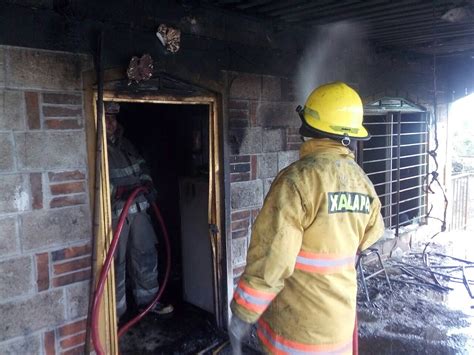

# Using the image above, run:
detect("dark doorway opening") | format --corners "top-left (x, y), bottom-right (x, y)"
top-left (110, 102), bottom-right (225, 353)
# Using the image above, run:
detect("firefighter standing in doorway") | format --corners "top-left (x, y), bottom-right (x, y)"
top-left (105, 102), bottom-right (173, 318)
top-left (229, 82), bottom-right (384, 354)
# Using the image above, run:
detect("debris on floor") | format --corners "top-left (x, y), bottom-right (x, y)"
top-left (358, 238), bottom-right (474, 355)
top-left (119, 303), bottom-right (226, 354)
top-left (120, 234), bottom-right (474, 354)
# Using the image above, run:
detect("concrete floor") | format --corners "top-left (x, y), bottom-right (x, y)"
top-left (119, 303), bottom-right (227, 354)
top-left (119, 231), bottom-right (474, 354)
top-left (358, 230), bottom-right (474, 355)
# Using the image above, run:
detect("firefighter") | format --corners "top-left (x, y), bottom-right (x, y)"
top-left (105, 102), bottom-right (173, 318)
top-left (229, 82), bottom-right (384, 354)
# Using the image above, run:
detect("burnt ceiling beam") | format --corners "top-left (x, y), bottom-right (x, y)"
top-left (373, 27), bottom-right (474, 42)
top-left (373, 36), bottom-right (474, 50)
top-left (361, 9), bottom-right (443, 27)
top-left (281, 0), bottom-right (430, 22)
top-left (374, 30), bottom-right (474, 45)
top-left (214, 0), bottom-right (228, 3)
top-left (367, 3), bottom-right (450, 29)
top-left (368, 25), bottom-right (472, 39)
top-left (216, 0), bottom-right (243, 5)
top-left (206, 0), bottom-right (474, 56)
top-left (236, 0), bottom-right (274, 10)
top-left (278, 0), bottom-right (387, 21)
top-left (365, 16), bottom-right (436, 37)
top-left (370, 17), bottom-right (455, 33)
top-left (263, 0), bottom-right (356, 17)
top-left (298, 9), bottom-right (438, 30)
top-left (252, 0), bottom-right (335, 15)
top-left (388, 38), bottom-right (474, 56)
top-left (288, 2), bottom-right (434, 25)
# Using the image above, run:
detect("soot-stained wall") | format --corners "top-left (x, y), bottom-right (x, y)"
top-left (0, 1), bottom-right (462, 351)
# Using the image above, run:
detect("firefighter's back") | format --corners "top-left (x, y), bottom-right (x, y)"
top-left (258, 139), bottom-right (383, 354)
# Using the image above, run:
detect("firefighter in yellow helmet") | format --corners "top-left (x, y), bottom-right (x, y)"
top-left (229, 82), bottom-right (384, 354)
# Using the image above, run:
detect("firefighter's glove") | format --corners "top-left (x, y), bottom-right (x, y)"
top-left (229, 315), bottom-right (252, 355)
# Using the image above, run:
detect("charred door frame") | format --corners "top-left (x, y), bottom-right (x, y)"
top-left (84, 70), bottom-right (227, 354)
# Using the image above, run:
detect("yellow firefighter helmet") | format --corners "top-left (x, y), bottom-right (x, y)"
top-left (297, 82), bottom-right (370, 141)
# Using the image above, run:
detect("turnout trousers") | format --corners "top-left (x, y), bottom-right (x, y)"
top-left (113, 211), bottom-right (159, 317)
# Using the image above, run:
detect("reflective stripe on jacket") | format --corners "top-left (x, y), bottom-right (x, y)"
top-left (111, 200), bottom-right (150, 219)
top-left (231, 138), bottom-right (384, 354)
top-left (108, 134), bottom-right (152, 215)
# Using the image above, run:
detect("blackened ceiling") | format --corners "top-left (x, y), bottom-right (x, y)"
top-left (206, 0), bottom-right (474, 58)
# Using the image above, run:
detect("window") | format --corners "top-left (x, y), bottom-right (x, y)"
top-left (358, 98), bottom-right (429, 235)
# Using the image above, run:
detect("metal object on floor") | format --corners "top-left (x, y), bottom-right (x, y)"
top-left (462, 266), bottom-right (474, 299)
top-left (196, 340), bottom-right (227, 355)
top-left (356, 247), bottom-right (392, 302)
top-left (400, 266), bottom-right (452, 292)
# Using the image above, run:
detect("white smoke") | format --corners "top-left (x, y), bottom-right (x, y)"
top-left (295, 21), bottom-right (368, 104)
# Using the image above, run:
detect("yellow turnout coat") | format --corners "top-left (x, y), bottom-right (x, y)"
top-left (231, 138), bottom-right (384, 354)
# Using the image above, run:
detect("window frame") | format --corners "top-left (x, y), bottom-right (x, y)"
top-left (359, 98), bottom-right (429, 236)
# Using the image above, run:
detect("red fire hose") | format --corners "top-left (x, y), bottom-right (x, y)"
top-left (353, 314), bottom-right (359, 355)
top-left (91, 187), bottom-right (171, 355)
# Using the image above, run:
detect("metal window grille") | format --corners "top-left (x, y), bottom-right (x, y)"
top-left (358, 104), bottom-right (429, 236)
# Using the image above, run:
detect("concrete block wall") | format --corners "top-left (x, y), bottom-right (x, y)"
top-left (227, 72), bottom-right (300, 282)
top-left (0, 45), bottom-right (92, 354)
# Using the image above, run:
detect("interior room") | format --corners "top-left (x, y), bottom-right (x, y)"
top-left (111, 102), bottom-right (223, 353)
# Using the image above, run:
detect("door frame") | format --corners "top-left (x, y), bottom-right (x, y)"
top-left (84, 70), bottom-right (226, 353)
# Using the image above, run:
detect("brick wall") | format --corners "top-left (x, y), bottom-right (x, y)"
top-left (0, 46), bottom-right (91, 354)
top-left (227, 73), bottom-right (300, 282)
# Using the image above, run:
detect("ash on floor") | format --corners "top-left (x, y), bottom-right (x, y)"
top-left (357, 239), bottom-right (474, 355)
top-left (119, 303), bottom-right (226, 354)
top-left (120, 234), bottom-right (474, 355)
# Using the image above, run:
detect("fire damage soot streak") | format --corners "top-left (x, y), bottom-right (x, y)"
top-left (328, 192), bottom-right (372, 214)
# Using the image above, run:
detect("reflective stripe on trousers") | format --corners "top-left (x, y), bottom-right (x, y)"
top-left (258, 318), bottom-right (352, 355)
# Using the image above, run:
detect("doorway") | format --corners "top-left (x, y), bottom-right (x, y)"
top-left (93, 92), bottom-right (225, 353)
top-left (116, 101), bottom-right (214, 309)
